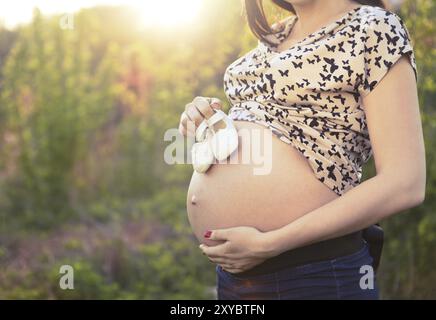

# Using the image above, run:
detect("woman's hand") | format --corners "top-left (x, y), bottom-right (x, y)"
top-left (199, 226), bottom-right (278, 274)
top-left (178, 96), bottom-right (223, 137)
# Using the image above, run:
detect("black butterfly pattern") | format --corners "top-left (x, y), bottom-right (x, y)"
top-left (292, 61), bottom-right (303, 69)
top-left (222, 6), bottom-right (417, 196)
top-left (278, 69), bottom-right (289, 77)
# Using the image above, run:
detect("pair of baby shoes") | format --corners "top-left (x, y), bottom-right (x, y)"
top-left (191, 107), bottom-right (239, 173)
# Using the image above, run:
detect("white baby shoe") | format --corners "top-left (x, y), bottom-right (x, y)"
top-left (191, 107), bottom-right (239, 173)
top-left (207, 110), bottom-right (239, 161)
top-left (191, 121), bottom-right (214, 173)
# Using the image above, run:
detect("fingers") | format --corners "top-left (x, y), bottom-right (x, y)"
top-left (209, 97), bottom-right (223, 111)
top-left (185, 102), bottom-right (204, 127)
top-left (207, 229), bottom-right (229, 241)
top-left (212, 260), bottom-right (245, 274)
top-left (178, 121), bottom-right (187, 136)
top-left (192, 96), bottom-right (215, 120)
top-left (219, 264), bottom-right (244, 274)
top-left (199, 242), bottom-right (229, 257)
top-left (207, 256), bottom-right (228, 265)
top-left (179, 111), bottom-right (195, 137)
top-left (222, 267), bottom-right (244, 274)
top-left (179, 96), bottom-right (223, 137)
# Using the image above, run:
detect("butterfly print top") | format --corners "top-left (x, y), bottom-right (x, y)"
top-left (223, 5), bottom-right (418, 196)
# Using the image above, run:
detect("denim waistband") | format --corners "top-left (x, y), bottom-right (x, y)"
top-left (231, 230), bottom-right (364, 278)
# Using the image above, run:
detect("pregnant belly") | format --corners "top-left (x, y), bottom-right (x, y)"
top-left (187, 120), bottom-right (339, 246)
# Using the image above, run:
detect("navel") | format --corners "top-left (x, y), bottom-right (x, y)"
top-left (191, 194), bottom-right (197, 205)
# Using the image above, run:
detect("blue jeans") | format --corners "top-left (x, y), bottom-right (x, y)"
top-left (216, 241), bottom-right (379, 300)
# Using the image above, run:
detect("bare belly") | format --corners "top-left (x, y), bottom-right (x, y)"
top-left (187, 120), bottom-right (339, 246)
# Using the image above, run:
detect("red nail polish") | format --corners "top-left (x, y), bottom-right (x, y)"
top-left (204, 230), bottom-right (212, 238)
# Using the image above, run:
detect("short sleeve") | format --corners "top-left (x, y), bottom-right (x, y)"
top-left (358, 11), bottom-right (418, 97)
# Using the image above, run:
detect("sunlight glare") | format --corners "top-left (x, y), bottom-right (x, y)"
top-left (131, 0), bottom-right (203, 28)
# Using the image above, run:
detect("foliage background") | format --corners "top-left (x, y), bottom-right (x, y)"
top-left (0, 0), bottom-right (434, 299)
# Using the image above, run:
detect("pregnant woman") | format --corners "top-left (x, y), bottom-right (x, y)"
top-left (179, 0), bottom-right (425, 300)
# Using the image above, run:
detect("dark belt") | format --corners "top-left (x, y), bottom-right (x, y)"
top-left (232, 230), bottom-right (364, 277)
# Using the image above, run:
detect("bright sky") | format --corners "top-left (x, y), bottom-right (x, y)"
top-left (0, 0), bottom-right (203, 28)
